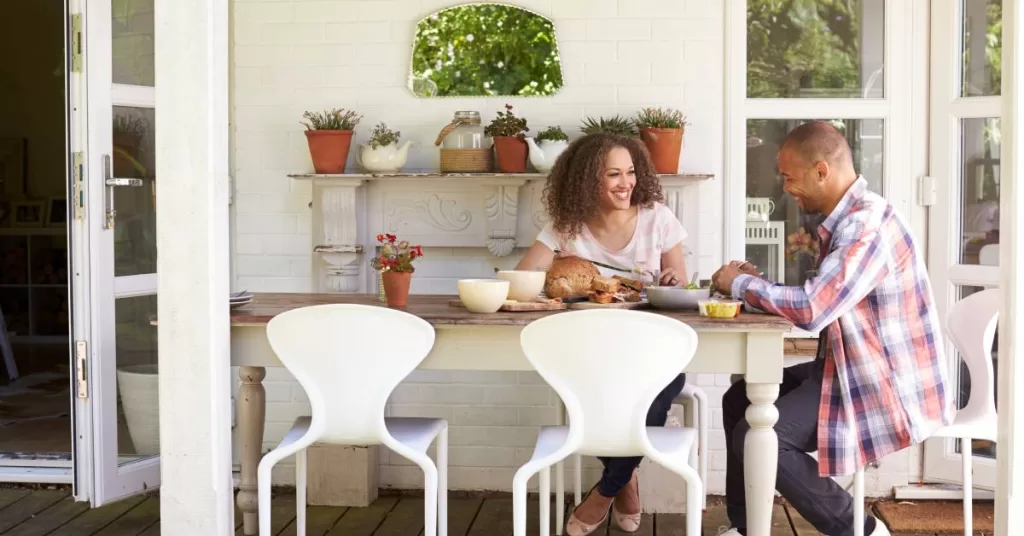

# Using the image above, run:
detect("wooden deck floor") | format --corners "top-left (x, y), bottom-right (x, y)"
top-left (0, 487), bottom-right (950, 535)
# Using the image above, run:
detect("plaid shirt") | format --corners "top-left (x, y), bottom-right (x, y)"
top-left (732, 177), bottom-right (953, 476)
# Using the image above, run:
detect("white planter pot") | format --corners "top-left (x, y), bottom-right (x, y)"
top-left (117, 364), bottom-right (160, 455)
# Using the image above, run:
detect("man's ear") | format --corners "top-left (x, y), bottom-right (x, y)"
top-left (814, 159), bottom-right (831, 183)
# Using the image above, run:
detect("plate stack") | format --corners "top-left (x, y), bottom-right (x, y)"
top-left (230, 290), bottom-right (253, 310)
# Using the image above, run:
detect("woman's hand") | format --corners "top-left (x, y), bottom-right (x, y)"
top-left (658, 267), bottom-right (683, 286)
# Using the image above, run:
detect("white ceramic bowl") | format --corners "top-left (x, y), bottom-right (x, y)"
top-left (495, 270), bottom-right (546, 302)
top-left (646, 286), bottom-right (711, 309)
top-left (457, 279), bottom-right (510, 313)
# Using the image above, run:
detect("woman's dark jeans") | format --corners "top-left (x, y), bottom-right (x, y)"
top-left (594, 373), bottom-right (687, 497)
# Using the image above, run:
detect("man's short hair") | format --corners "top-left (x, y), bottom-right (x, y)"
top-left (781, 120), bottom-right (853, 167)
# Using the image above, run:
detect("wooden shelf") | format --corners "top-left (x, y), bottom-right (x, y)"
top-left (288, 172), bottom-right (715, 182)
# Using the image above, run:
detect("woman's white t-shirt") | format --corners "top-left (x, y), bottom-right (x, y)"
top-left (535, 203), bottom-right (687, 279)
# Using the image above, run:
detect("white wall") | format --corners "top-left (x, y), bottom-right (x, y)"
top-left (229, 0), bottom-right (910, 496)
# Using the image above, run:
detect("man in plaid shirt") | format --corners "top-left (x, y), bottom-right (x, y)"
top-left (712, 121), bottom-right (952, 536)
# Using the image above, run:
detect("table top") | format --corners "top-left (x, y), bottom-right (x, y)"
top-left (227, 293), bottom-right (793, 330)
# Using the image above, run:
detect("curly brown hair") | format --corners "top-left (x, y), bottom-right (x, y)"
top-left (543, 132), bottom-right (665, 238)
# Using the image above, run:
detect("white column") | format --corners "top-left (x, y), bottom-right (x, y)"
top-left (154, 0), bottom-right (233, 534)
top-left (996, 0), bottom-right (1024, 532)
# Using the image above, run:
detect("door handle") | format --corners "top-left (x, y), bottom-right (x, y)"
top-left (103, 154), bottom-right (144, 229)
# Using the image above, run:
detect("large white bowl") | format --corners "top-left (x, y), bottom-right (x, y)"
top-left (457, 279), bottom-right (510, 313)
top-left (646, 286), bottom-right (711, 309)
top-left (495, 270), bottom-right (546, 302)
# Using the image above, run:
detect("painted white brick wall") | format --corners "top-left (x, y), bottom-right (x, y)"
top-left (229, 0), bottom-right (911, 496)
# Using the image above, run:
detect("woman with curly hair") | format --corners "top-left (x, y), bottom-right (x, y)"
top-left (515, 132), bottom-right (689, 535)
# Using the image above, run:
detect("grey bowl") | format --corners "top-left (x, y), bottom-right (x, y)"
top-left (646, 286), bottom-right (711, 310)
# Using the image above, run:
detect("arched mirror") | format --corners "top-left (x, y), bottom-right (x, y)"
top-left (408, 4), bottom-right (564, 97)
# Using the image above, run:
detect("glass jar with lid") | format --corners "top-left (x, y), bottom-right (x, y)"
top-left (434, 111), bottom-right (494, 172)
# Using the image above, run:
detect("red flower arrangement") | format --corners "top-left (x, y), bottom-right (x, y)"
top-left (370, 233), bottom-right (423, 273)
top-left (785, 227), bottom-right (821, 268)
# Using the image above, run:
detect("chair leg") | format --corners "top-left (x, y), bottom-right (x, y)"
top-left (962, 440), bottom-right (973, 536)
top-left (422, 464), bottom-right (439, 536)
top-left (659, 459), bottom-right (702, 536)
top-left (555, 459), bottom-right (564, 535)
top-left (694, 389), bottom-right (709, 510)
top-left (853, 469), bottom-right (865, 536)
top-left (296, 449), bottom-right (307, 536)
top-left (573, 454), bottom-right (582, 505)
top-left (438, 426), bottom-right (449, 536)
top-left (513, 467), bottom-right (533, 536)
top-left (257, 456), bottom-right (278, 536)
top-left (540, 466), bottom-right (551, 536)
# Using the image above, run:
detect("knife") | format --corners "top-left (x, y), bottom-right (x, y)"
top-left (552, 250), bottom-right (642, 276)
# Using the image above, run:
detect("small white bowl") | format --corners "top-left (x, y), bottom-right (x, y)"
top-left (495, 270), bottom-right (546, 302)
top-left (457, 279), bottom-right (510, 313)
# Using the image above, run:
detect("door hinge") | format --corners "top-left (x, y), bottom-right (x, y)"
top-left (917, 175), bottom-right (937, 207)
top-left (70, 14), bottom-right (83, 73)
top-left (75, 340), bottom-right (88, 398)
top-left (72, 152), bottom-right (85, 220)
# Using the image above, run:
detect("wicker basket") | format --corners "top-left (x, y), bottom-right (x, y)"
top-left (440, 148), bottom-right (493, 173)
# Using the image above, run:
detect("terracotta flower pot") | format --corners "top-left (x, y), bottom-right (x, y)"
top-left (492, 136), bottom-right (528, 173)
top-left (381, 270), bottom-right (413, 308)
top-left (305, 130), bottom-right (354, 174)
top-left (640, 127), bottom-right (684, 174)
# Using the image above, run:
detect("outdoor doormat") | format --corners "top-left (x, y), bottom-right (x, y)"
top-left (874, 500), bottom-right (994, 534)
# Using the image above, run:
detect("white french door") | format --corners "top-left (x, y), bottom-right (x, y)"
top-left (76, 0), bottom-right (160, 505)
top-left (923, 0), bottom-right (1002, 489)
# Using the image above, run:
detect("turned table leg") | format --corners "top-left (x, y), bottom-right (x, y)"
top-left (237, 366), bottom-right (266, 536)
top-left (743, 381), bottom-right (780, 536)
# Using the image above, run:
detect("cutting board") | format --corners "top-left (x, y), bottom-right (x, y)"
top-left (568, 300), bottom-right (650, 310)
top-left (448, 299), bottom-right (568, 312)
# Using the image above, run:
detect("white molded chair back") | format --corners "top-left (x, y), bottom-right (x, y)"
top-left (945, 288), bottom-right (999, 424)
top-left (265, 304), bottom-right (435, 445)
top-left (519, 309), bottom-right (698, 456)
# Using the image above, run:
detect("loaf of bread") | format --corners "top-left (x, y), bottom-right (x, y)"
top-left (544, 256), bottom-right (600, 299)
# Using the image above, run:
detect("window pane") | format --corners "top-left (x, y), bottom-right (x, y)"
top-left (112, 106), bottom-right (157, 276)
top-left (112, 0), bottom-right (154, 87)
top-left (959, 118), bottom-right (1000, 265)
top-left (115, 294), bottom-right (159, 462)
top-left (953, 285), bottom-right (997, 459)
top-left (961, 0), bottom-right (1003, 97)
top-left (747, 0), bottom-right (884, 98)
top-left (744, 119), bottom-right (884, 285)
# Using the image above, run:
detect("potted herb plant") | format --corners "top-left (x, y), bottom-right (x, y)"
top-left (301, 108), bottom-right (362, 174)
top-left (357, 122), bottom-right (415, 173)
top-left (525, 126), bottom-right (570, 172)
top-left (635, 107), bottom-right (688, 174)
top-left (370, 233), bottom-right (423, 308)
top-left (580, 115), bottom-right (639, 138)
top-left (484, 104), bottom-right (530, 173)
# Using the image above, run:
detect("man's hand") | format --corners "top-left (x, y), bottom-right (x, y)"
top-left (734, 260), bottom-right (762, 277)
top-left (712, 262), bottom-right (749, 296)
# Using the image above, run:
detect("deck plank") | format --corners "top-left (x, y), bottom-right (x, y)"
top-left (0, 489), bottom-right (31, 512)
top-left (234, 493), bottom-right (297, 536)
top-left (374, 498), bottom-right (424, 536)
top-left (325, 497), bottom-right (397, 536)
top-left (467, 496), bottom-right (565, 536)
top-left (277, 505), bottom-right (348, 536)
top-left (93, 495), bottom-right (160, 536)
top-left (1, 496), bottom-right (90, 536)
top-left (446, 497), bottom-right (483, 536)
top-left (0, 490), bottom-right (69, 533)
top-left (49, 494), bottom-right (147, 536)
top-left (700, 500), bottom-right (731, 535)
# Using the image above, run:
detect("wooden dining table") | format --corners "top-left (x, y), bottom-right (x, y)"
top-left (227, 293), bottom-right (793, 536)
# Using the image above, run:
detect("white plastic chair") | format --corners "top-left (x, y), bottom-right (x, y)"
top-left (557, 381), bottom-right (707, 532)
top-left (515, 309), bottom-right (703, 536)
top-left (260, 304), bottom-right (448, 536)
top-left (853, 288), bottom-right (999, 536)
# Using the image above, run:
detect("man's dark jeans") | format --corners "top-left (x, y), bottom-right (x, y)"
top-left (595, 373), bottom-right (687, 497)
top-left (723, 361), bottom-right (875, 536)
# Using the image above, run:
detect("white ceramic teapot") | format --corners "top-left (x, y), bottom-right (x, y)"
top-left (357, 140), bottom-right (415, 173)
top-left (525, 137), bottom-right (568, 173)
